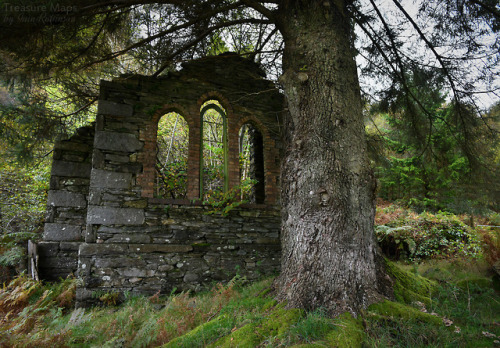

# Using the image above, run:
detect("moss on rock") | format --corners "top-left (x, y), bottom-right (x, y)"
top-left (385, 260), bottom-right (436, 306)
top-left (368, 300), bottom-right (442, 325)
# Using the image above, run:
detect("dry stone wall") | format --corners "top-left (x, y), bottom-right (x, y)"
top-left (39, 126), bottom-right (94, 280)
top-left (39, 55), bottom-right (284, 305)
top-left (77, 204), bottom-right (280, 305)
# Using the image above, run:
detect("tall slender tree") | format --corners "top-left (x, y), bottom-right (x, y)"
top-left (0, 0), bottom-right (498, 315)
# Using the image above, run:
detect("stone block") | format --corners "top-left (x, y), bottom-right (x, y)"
top-left (88, 192), bottom-right (102, 205)
top-left (114, 163), bottom-right (143, 174)
top-left (158, 264), bottom-right (174, 272)
top-left (255, 238), bottom-right (280, 245)
top-left (183, 273), bottom-right (199, 283)
top-left (130, 244), bottom-right (193, 253)
top-left (59, 242), bottom-right (81, 251)
top-left (105, 234), bottom-right (151, 243)
top-left (106, 154), bottom-right (130, 163)
top-left (92, 149), bottom-right (105, 169)
top-left (97, 100), bottom-right (134, 117)
top-left (79, 243), bottom-right (129, 256)
top-left (43, 223), bottom-right (82, 241)
top-left (120, 268), bottom-right (155, 277)
top-left (94, 131), bottom-right (143, 152)
top-left (90, 169), bottom-right (132, 189)
top-left (242, 225), bottom-right (269, 233)
top-left (54, 141), bottom-right (91, 152)
top-left (239, 210), bottom-right (261, 217)
top-left (94, 258), bottom-right (147, 268)
top-left (87, 206), bottom-right (145, 225)
top-left (183, 259), bottom-right (209, 271)
top-left (51, 161), bottom-right (92, 178)
top-left (47, 190), bottom-right (86, 208)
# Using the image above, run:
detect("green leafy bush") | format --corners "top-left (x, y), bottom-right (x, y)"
top-left (203, 178), bottom-right (258, 216)
top-left (155, 159), bottom-right (188, 198)
top-left (376, 211), bottom-right (482, 261)
top-left (0, 160), bottom-right (49, 279)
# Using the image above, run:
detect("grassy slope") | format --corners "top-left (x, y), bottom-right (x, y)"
top-left (1, 259), bottom-right (498, 347)
top-left (1, 206), bottom-right (499, 347)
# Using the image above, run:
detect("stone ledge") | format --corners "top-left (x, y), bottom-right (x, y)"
top-left (43, 223), bottom-right (82, 241)
top-left (94, 131), bottom-right (143, 152)
top-left (51, 161), bottom-right (92, 178)
top-left (79, 243), bottom-right (192, 256)
top-left (47, 190), bottom-right (87, 208)
top-left (87, 206), bottom-right (145, 225)
top-left (90, 169), bottom-right (133, 189)
top-left (97, 100), bottom-right (133, 117)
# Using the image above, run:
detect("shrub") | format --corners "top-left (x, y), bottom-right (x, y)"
top-left (376, 211), bottom-right (482, 261)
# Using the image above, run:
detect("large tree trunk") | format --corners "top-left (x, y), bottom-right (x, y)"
top-left (275, 0), bottom-right (392, 316)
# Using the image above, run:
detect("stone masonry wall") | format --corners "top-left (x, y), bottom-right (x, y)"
top-left (39, 126), bottom-right (94, 280)
top-left (77, 204), bottom-right (280, 305)
top-left (41, 55), bottom-right (283, 304)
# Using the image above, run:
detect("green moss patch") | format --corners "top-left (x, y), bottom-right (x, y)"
top-left (211, 306), bottom-right (303, 347)
top-left (454, 277), bottom-right (493, 292)
top-left (386, 260), bottom-right (436, 306)
top-left (368, 300), bottom-right (442, 325)
top-left (325, 313), bottom-right (365, 348)
top-left (162, 315), bottom-right (233, 347)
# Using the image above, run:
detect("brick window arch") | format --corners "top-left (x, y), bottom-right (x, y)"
top-left (239, 122), bottom-right (265, 204)
top-left (155, 111), bottom-right (189, 199)
top-left (200, 100), bottom-right (228, 200)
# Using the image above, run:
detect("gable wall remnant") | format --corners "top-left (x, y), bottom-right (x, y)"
top-left (38, 55), bottom-right (284, 305)
top-left (39, 126), bottom-right (94, 280)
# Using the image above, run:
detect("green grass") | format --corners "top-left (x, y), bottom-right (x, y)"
top-left (1, 260), bottom-right (498, 347)
top-left (1, 206), bottom-right (499, 347)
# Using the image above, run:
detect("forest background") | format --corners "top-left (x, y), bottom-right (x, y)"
top-left (0, 0), bottom-right (499, 319)
top-left (0, 0), bottom-right (500, 344)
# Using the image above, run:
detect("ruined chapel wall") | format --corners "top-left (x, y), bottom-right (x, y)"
top-left (77, 204), bottom-right (280, 306)
top-left (38, 126), bottom-right (94, 280)
top-left (40, 55), bottom-right (283, 304)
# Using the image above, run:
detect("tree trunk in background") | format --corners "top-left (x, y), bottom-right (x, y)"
top-left (275, 0), bottom-right (392, 315)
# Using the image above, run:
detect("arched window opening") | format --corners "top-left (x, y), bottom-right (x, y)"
top-left (155, 112), bottom-right (189, 199)
top-left (239, 123), bottom-right (265, 204)
top-left (200, 100), bottom-right (228, 200)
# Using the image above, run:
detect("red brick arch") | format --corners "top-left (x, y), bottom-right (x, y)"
top-left (138, 95), bottom-right (279, 204)
top-left (138, 103), bottom-right (196, 199)
top-left (197, 91), bottom-right (234, 117)
top-left (236, 116), bottom-right (279, 204)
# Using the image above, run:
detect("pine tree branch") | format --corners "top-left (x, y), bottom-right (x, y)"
top-left (390, 0), bottom-right (460, 103)
top-left (152, 18), bottom-right (271, 76)
top-left (468, 0), bottom-right (500, 20)
top-left (79, 1), bottom-right (247, 69)
top-left (240, 0), bottom-right (276, 20)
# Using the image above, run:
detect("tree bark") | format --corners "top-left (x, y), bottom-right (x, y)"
top-left (275, 0), bottom-right (392, 316)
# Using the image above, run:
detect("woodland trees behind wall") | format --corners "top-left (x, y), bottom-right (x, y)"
top-left (0, 0), bottom-right (499, 315)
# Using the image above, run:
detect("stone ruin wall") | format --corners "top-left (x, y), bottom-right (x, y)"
top-left (38, 55), bottom-right (284, 305)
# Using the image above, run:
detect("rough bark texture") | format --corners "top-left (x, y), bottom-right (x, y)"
top-left (275, 0), bottom-right (392, 316)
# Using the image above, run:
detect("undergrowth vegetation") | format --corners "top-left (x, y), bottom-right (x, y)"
top-left (1, 203), bottom-right (499, 347)
top-left (1, 260), bottom-right (498, 347)
top-left (375, 205), bottom-right (482, 261)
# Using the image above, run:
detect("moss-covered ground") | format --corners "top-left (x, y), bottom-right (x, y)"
top-left (1, 257), bottom-right (498, 347)
top-left (1, 205), bottom-right (499, 347)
